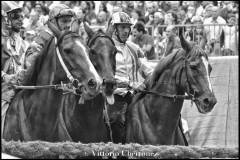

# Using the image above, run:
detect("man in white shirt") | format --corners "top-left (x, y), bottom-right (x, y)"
top-left (107, 11), bottom-right (153, 143)
top-left (203, 6), bottom-right (226, 55)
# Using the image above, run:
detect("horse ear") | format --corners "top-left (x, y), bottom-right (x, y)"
top-left (199, 31), bottom-right (207, 49)
top-left (179, 27), bottom-right (192, 53)
top-left (47, 21), bottom-right (61, 39)
top-left (83, 21), bottom-right (94, 38)
top-left (105, 17), bottom-right (114, 37)
top-left (70, 19), bottom-right (81, 33)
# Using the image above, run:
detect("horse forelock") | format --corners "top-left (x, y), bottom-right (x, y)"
top-left (188, 45), bottom-right (208, 61)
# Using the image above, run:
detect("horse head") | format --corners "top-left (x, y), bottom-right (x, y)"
top-left (179, 27), bottom-right (217, 113)
top-left (84, 22), bottom-right (117, 104)
top-left (47, 21), bottom-right (102, 100)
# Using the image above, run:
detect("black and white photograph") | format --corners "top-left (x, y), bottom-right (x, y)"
top-left (1, 1), bottom-right (239, 159)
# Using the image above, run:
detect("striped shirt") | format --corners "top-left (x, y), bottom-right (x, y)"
top-left (113, 37), bottom-right (153, 96)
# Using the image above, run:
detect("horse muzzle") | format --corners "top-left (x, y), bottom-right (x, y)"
top-left (195, 94), bottom-right (217, 114)
top-left (102, 78), bottom-right (117, 105)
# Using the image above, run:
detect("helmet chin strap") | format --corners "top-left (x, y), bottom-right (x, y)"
top-left (52, 18), bottom-right (62, 31)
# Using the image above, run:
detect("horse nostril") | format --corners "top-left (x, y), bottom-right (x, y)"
top-left (88, 78), bottom-right (97, 88)
top-left (203, 98), bottom-right (210, 105)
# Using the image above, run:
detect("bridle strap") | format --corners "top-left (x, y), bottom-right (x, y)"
top-left (125, 85), bottom-right (194, 101)
top-left (55, 37), bottom-right (75, 83)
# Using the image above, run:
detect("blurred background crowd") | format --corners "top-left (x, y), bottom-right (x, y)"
top-left (11, 1), bottom-right (240, 59)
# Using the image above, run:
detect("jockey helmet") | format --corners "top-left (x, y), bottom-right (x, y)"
top-left (109, 12), bottom-right (133, 44)
top-left (49, 4), bottom-right (75, 20)
top-left (1, 1), bottom-right (22, 14)
top-left (1, 1), bottom-right (23, 33)
top-left (111, 12), bottom-right (133, 26)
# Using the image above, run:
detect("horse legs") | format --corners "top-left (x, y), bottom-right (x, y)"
top-left (173, 118), bottom-right (189, 146)
top-left (108, 94), bottom-right (129, 144)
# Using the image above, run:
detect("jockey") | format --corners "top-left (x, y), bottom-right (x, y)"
top-left (107, 11), bottom-right (153, 143)
top-left (23, 3), bottom-right (75, 69)
top-left (1, 1), bottom-right (28, 136)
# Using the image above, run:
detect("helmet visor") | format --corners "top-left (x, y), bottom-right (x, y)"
top-left (56, 8), bottom-right (74, 18)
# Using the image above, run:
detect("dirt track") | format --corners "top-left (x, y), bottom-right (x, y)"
top-left (2, 139), bottom-right (238, 159)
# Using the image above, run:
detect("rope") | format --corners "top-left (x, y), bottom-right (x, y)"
top-left (2, 139), bottom-right (238, 159)
top-left (13, 82), bottom-right (81, 96)
top-left (103, 101), bottom-right (113, 142)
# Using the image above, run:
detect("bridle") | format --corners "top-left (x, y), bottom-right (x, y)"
top-left (14, 31), bottom-right (84, 95)
top-left (87, 32), bottom-right (117, 87)
top-left (120, 57), bottom-right (197, 102)
top-left (55, 31), bottom-right (83, 90)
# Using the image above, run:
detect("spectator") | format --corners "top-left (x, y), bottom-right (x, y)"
top-left (144, 2), bottom-right (155, 25)
top-left (84, 1), bottom-right (97, 25)
top-left (222, 14), bottom-right (238, 55)
top-left (159, 1), bottom-right (171, 13)
top-left (219, 1), bottom-right (235, 22)
top-left (163, 25), bottom-right (182, 57)
top-left (112, 6), bottom-right (123, 14)
top-left (134, 1), bottom-right (145, 18)
top-left (94, 11), bottom-right (108, 31)
top-left (177, 8), bottom-right (187, 24)
top-left (202, 4), bottom-right (214, 19)
top-left (169, 1), bottom-right (181, 13)
top-left (194, 1), bottom-right (204, 18)
top-left (131, 22), bottom-right (156, 60)
top-left (152, 11), bottom-right (165, 37)
top-left (192, 16), bottom-right (207, 45)
top-left (204, 6), bottom-right (226, 55)
top-left (184, 18), bottom-right (194, 41)
top-left (98, 2), bottom-right (110, 21)
top-left (164, 10), bottom-right (178, 25)
top-left (23, 9), bottom-right (41, 32)
top-left (72, 6), bottom-right (88, 43)
top-left (1, 1), bottom-right (29, 136)
top-left (186, 5), bottom-right (196, 21)
top-left (130, 9), bottom-right (142, 26)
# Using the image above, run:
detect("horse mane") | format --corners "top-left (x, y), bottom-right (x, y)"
top-left (147, 49), bottom-right (183, 89)
top-left (21, 36), bottom-right (55, 86)
top-left (188, 44), bottom-right (209, 60)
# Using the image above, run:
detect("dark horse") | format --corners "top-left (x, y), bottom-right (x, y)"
top-left (2, 22), bottom-right (102, 142)
top-left (59, 22), bottom-right (117, 143)
top-left (125, 29), bottom-right (217, 145)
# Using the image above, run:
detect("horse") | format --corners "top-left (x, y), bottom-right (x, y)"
top-left (59, 22), bottom-right (118, 143)
top-left (125, 29), bottom-right (217, 145)
top-left (2, 22), bottom-right (102, 142)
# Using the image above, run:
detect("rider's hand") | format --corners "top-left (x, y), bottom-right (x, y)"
top-left (29, 41), bottom-right (42, 52)
top-left (3, 74), bottom-right (18, 84)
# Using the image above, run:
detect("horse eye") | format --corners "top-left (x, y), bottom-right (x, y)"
top-left (189, 62), bottom-right (198, 69)
top-left (63, 48), bottom-right (71, 54)
top-left (90, 49), bottom-right (97, 56)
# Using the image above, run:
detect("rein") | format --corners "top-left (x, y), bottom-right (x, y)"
top-left (13, 32), bottom-right (83, 96)
top-left (116, 57), bottom-right (196, 101)
top-left (118, 83), bottom-right (195, 101)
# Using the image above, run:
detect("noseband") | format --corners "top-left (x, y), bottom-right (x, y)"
top-left (55, 31), bottom-right (83, 90)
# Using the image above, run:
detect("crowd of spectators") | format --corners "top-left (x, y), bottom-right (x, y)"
top-left (17, 1), bottom-right (239, 59)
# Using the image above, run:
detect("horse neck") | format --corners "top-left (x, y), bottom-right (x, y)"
top-left (36, 39), bottom-right (69, 85)
top-left (144, 57), bottom-right (186, 137)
